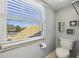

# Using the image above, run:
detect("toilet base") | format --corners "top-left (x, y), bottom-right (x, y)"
top-left (56, 47), bottom-right (70, 58)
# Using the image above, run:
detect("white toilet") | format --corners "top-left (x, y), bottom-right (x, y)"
top-left (56, 38), bottom-right (75, 58)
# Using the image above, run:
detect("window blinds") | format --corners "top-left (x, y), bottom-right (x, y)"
top-left (7, 0), bottom-right (43, 21)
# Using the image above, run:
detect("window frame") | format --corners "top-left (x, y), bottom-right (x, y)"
top-left (0, 0), bottom-right (46, 52)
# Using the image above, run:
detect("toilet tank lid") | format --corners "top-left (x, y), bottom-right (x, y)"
top-left (59, 37), bottom-right (75, 42)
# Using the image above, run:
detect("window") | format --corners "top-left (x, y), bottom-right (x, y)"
top-left (0, 0), bottom-right (45, 51)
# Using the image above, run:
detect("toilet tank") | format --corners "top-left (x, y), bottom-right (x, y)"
top-left (60, 38), bottom-right (75, 50)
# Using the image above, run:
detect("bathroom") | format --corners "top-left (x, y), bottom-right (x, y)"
top-left (0, 0), bottom-right (79, 58)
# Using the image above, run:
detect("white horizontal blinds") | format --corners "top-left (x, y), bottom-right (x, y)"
top-left (7, 0), bottom-right (43, 21)
top-left (7, 0), bottom-right (44, 39)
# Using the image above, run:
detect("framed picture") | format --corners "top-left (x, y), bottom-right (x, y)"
top-left (58, 22), bottom-right (65, 32)
top-left (72, 1), bottom-right (79, 15)
top-left (78, 20), bottom-right (79, 26)
top-left (66, 29), bottom-right (75, 35)
top-left (70, 20), bottom-right (77, 26)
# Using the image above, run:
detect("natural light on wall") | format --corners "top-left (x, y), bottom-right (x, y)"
top-left (0, 0), bottom-right (45, 51)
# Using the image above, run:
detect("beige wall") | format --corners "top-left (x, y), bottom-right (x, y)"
top-left (0, 0), bottom-right (56, 58)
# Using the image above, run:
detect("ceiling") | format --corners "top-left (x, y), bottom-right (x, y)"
top-left (43, 0), bottom-right (74, 10)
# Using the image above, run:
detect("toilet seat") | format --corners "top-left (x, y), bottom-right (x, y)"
top-left (56, 47), bottom-right (70, 58)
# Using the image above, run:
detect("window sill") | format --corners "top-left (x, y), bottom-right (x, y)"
top-left (0, 36), bottom-right (45, 52)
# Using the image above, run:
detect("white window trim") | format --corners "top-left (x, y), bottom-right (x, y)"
top-left (0, 36), bottom-right (45, 52)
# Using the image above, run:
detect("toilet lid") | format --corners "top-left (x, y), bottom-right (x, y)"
top-left (56, 47), bottom-right (70, 57)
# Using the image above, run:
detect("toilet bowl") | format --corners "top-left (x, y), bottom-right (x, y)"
top-left (56, 47), bottom-right (70, 58)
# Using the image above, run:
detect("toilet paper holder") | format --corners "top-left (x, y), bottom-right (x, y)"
top-left (39, 43), bottom-right (46, 48)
